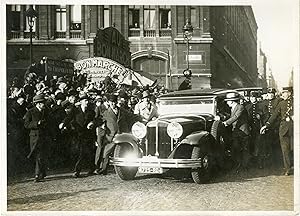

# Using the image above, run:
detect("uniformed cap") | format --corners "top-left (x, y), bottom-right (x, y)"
top-left (33, 94), bottom-right (46, 103)
top-left (282, 86), bottom-right (293, 92)
top-left (224, 92), bottom-right (240, 101)
top-left (267, 88), bottom-right (276, 94)
top-left (261, 87), bottom-right (268, 94)
top-left (250, 91), bottom-right (260, 97)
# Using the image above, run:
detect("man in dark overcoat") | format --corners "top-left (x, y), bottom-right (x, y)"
top-left (24, 94), bottom-right (53, 182)
top-left (223, 92), bottom-right (250, 171)
top-left (261, 87), bottom-right (294, 175)
top-left (65, 93), bottom-right (99, 177)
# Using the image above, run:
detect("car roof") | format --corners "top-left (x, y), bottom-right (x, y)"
top-left (159, 88), bottom-right (239, 99)
top-left (235, 87), bottom-right (263, 92)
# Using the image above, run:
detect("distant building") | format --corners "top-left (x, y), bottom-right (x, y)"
top-left (7, 5), bottom-right (258, 89)
top-left (257, 42), bottom-right (268, 87)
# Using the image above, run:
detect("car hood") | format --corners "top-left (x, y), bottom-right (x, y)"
top-left (147, 113), bottom-right (214, 127)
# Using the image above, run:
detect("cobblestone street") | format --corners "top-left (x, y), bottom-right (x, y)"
top-left (6, 166), bottom-right (294, 212)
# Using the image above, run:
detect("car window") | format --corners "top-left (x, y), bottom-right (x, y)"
top-left (158, 98), bottom-right (215, 115)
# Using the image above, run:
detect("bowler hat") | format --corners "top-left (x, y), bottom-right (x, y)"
top-left (33, 94), bottom-right (46, 103)
top-left (55, 92), bottom-right (66, 101)
top-left (107, 94), bottom-right (118, 103)
top-left (224, 92), bottom-right (240, 101)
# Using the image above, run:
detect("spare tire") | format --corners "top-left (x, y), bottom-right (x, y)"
top-left (210, 120), bottom-right (225, 146)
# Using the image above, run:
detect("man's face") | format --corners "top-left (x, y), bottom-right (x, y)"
top-left (281, 91), bottom-right (291, 100)
top-left (226, 100), bottom-right (235, 107)
top-left (68, 95), bottom-right (76, 104)
top-left (109, 100), bottom-right (117, 109)
top-left (142, 97), bottom-right (150, 103)
top-left (81, 99), bottom-right (89, 108)
top-left (17, 98), bottom-right (25, 105)
top-left (267, 93), bottom-right (275, 100)
top-left (36, 102), bottom-right (45, 110)
top-left (249, 96), bottom-right (257, 103)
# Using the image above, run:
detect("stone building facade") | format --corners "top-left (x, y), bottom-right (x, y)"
top-left (7, 5), bottom-right (258, 89)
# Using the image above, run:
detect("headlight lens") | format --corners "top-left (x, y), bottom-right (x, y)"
top-left (167, 121), bottom-right (183, 139)
top-left (131, 122), bottom-right (147, 139)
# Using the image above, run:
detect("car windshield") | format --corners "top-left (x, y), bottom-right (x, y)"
top-left (158, 97), bottom-right (215, 116)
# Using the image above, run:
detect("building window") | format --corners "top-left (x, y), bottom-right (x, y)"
top-left (159, 6), bottom-right (171, 29)
top-left (129, 6), bottom-right (140, 28)
top-left (70, 5), bottom-right (81, 30)
top-left (144, 6), bottom-right (156, 29)
top-left (56, 5), bottom-right (66, 31)
top-left (10, 5), bottom-right (21, 31)
top-left (133, 57), bottom-right (166, 76)
top-left (191, 7), bottom-right (196, 27)
top-left (104, 5), bottom-right (110, 28)
top-left (25, 5), bottom-right (37, 32)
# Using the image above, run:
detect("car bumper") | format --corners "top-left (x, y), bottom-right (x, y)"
top-left (112, 156), bottom-right (202, 169)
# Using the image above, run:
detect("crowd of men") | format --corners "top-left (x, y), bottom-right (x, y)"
top-left (7, 63), bottom-right (294, 182)
top-left (222, 87), bottom-right (294, 176)
top-left (7, 65), bottom-right (163, 182)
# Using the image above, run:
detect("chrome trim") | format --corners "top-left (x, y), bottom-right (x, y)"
top-left (112, 157), bottom-right (202, 168)
top-left (155, 120), bottom-right (159, 156)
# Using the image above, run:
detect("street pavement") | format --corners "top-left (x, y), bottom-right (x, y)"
top-left (6, 166), bottom-right (294, 212)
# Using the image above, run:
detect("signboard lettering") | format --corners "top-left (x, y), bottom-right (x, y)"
top-left (74, 57), bottom-right (130, 84)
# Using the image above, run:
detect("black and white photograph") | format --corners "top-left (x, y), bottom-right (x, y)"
top-left (1, 0), bottom-right (299, 214)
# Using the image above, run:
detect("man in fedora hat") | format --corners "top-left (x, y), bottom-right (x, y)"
top-left (24, 94), bottom-right (53, 182)
top-left (95, 93), bottom-right (141, 174)
top-left (223, 92), bottom-right (250, 172)
top-left (62, 93), bottom-right (100, 177)
top-left (260, 86), bottom-right (294, 175)
top-left (134, 90), bottom-right (158, 123)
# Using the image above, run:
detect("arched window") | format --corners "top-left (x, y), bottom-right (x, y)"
top-left (133, 57), bottom-right (166, 76)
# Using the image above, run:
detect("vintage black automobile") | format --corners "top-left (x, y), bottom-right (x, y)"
top-left (111, 88), bottom-right (237, 183)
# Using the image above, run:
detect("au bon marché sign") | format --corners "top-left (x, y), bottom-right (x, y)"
top-left (74, 57), bottom-right (130, 84)
top-left (94, 27), bottom-right (131, 68)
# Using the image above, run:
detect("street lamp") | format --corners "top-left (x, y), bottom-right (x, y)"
top-left (182, 19), bottom-right (193, 75)
top-left (25, 5), bottom-right (38, 65)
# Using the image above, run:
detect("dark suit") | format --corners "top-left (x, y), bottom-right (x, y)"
top-left (24, 106), bottom-right (52, 177)
top-left (224, 103), bottom-right (250, 168)
top-left (99, 106), bottom-right (140, 172)
top-left (266, 96), bottom-right (293, 172)
top-left (69, 106), bottom-right (98, 174)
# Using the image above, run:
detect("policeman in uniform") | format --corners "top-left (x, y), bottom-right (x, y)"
top-left (260, 88), bottom-right (282, 167)
top-left (245, 91), bottom-right (263, 168)
top-left (260, 87), bottom-right (293, 175)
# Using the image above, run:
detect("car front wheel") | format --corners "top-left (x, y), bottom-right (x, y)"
top-left (191, 146), bottom-right (213, 184)
top-left (113, 143), bottom-right (138, 180)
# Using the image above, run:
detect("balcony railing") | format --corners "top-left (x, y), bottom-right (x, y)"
top-left (70, 30), bottom-right (81, 39)
top-left (129, 28), bottom-right (140, 37)
top-left (24, 32), bottom-right (36, 39)
top-left (144, 29), bottom-right (155, 37)
top-left (159, 28), bottom-right (171, 37)
top-left (55, 31), bottom-right (66, 39)
top-left (10, 31), bottom-right (20, 39)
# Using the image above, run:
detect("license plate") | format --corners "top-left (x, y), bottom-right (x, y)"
top-left (138, 167), bottom-right (163, 174)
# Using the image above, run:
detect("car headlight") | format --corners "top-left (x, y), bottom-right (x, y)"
top-left (167, 121), bottom-right (183, 139)
top-left (131, 122), bottom-right (147, 139)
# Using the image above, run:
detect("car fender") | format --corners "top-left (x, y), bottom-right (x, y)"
top-left (113, 133), bottom-right (141, 155)
top-left (168, 131), bottom-right (214, 159)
